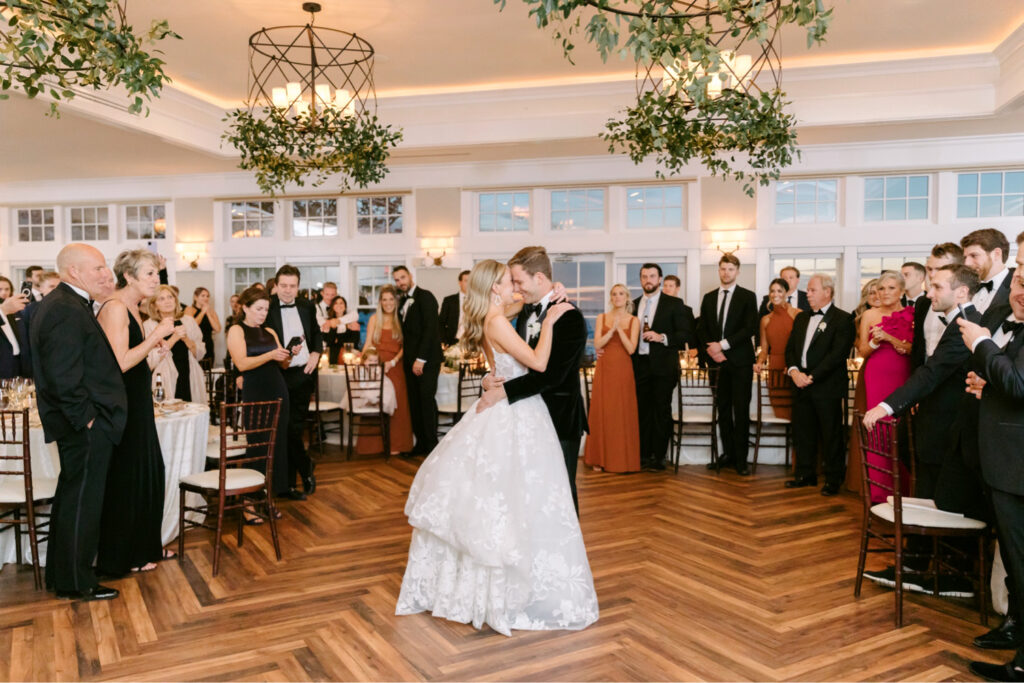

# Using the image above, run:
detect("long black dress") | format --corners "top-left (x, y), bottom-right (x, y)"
top-left (97, 311), bottom-right (165, 575)
top-left (240, 323), bottom-right (290, 495)
top-left (196, 312), bottom-right (214, 361)
top-left (166, 319), bottom-right (191, 400)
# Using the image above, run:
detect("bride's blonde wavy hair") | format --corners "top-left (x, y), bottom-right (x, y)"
top-left (460, 259), bottom-right (507, 356)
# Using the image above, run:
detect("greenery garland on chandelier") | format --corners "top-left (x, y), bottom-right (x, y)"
top-left (0, 0), bottom-right (178, 116)
top-left (494, 0), bottom-right (832, 195)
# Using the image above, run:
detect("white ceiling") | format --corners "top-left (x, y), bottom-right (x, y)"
top-left (4, 0), bottom-right (1024, 183)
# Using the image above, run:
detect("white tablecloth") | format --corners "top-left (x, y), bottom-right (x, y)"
top-left (0, 403), bottom-right (210, 567)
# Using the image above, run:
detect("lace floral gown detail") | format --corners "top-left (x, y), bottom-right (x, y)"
top-left (396, 352), bottom-right (599, 636)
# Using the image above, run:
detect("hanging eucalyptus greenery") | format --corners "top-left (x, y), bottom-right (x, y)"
top-left (222, 105), bottom-right (403, 196)
top-left (494, 0), bottom-right (832, 194)
top-left (0, 0), bottom-right (179, 116)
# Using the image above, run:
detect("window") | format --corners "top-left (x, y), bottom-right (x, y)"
top-left (770, 255), bottom-right (839, 290)
top-left (292, 199), bottom-right (338, 237)
top-left (956, 171), bottom-right (1024, 218)
top-left (355, 264), bottom-right (394, 345)
top-left (478, 192), bottom-right (529, 232)
top-left (355, 195), bottom-right (403, 234)
top-left (17, 208), bottom-right (55, 242)
top-left (230, 201), bottom-right (275, 238)
top-left (11, 265), bottom-right (53, 289)
top-left (550, 189), bottom-right (604, 230)
top-left (551, 257), bottom-right (606, 355)
top-left (125, 204), bottom-right (166, 240)
top-left (774, 179), bottom-right (837, 224)
top-left (69, 206), bottom-right (110, 241)
top-left (859, 253), bottom-right (926, 288)
top-left (229, 265), bottom-right (277, 294)
top-left (622, 262), bottom-right (681, 301)
top-left (626, 186), bottom-right (684, 228)
top-left (295, 264), bottom-right (342, 300)
top-left (864, 175), bottom-right (928, 221)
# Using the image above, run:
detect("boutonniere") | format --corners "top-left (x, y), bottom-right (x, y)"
top-left (527, 320), bottom-right (541, 338)
top-left (817, 321), bottom-right (827, 333)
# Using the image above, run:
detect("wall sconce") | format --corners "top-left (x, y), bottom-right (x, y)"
top-left (708, 230), bottom-right (745, 255)
top-left (420, 237), bottom-right (454, 267)
top-left (175, 242), bottom-right (208, 270)
top-left (153, 217), bottom-right (167, 238)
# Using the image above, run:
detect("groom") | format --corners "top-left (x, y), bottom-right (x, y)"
top-left (477, 246), bottom-right (589, 514)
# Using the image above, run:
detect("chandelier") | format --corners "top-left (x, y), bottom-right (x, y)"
top-left (223, 2), bottom-right (402, 196)
top-left (496, 0), bottom-right (831, 194)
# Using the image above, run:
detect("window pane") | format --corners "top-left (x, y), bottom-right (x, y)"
top-left (646, 208), bottom-right (664, 227)
top-left (816, 201), bottom-right (836, 223)
top-left (357, 216), bottom-right (371, 233)
top-left (551, 191), bottom-right (567, 211)
top-left (371, 197), bottom-right (386, 215)
top-left (908, 175), bottom-right (928, 197)
top-left (884, 199), bottom-right (906, 221)
top-left (885, 177), bottom-right (906, 198)
top-left (98, 225), bottom-right (109, 240)
top-left (496, 213), bottom-right (512, 231)
top-left (479, 213), bottom-right (495, 231)
top-left (663, 207), bottom-right (683, 226)
top-left (1004, 194), bottom-right (1024, 217)
top-left (569, 210), bottom-right (586, 228)
top-left (958, 173), bottom-right (978, 195)
top-left (627, 208), bottom-right (643, 228)
top-left (864, 178), bottom-right (884, 200)
top-left (817, 180), bottom-right (837, 201)
top-left (586, 189), bottom-right (604, 208)
top-left (907, 198), bottom-right (928, 220)
top-left (864, 200), bottom-right (884, 222)
top-left (664, 186), bottom-right (683, 206)
top-left (980, 195), bottom-right (1002, 217)
top-left (479, 193), bottom-right (495, 212)
top-left (795, 181), bottom-right (817, 202)
top-left (775, 181), bottom-right (794, 202)
top-left (355, 198), bottom-right (370, 215)
top-left (1006, 172), bottom-right (1024, 195)
top-left (644, 187), bottom-right (663, 206)
top-left (775, 203), bottom-right (794, 223)
top-left (551, 210), bottom-right (567, 230)
top-left (388, 196), bottom-right (403, 214)
top-left (795, 202), bottom-right (816, 223)
top-left (568, 191), bottom-right (585, 210)
top-left (388, 216), bottom-right (403, 233)
top-left (957, 196), bottom-right (978, 218)
top-left (981, 172), bottom-right (1003, 195)
top-left (626, 189), bottom-right (643, 208)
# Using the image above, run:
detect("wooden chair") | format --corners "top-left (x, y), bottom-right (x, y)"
top-left (178, 399), bottom-right (283, 577)
top-left (437, 362), bottom-right (487, 437)
top-left (200, 357), bottom-right (216, 423)
top-left (671, 366), bottom-right (719, 473)
top-left (343, 362), bottom-right (390, 460)
top-left (307, 372), bottom-right (342, 458)
top-left (749, 368), bottom-right (793, 474)
top-left (581, 362), bottom-right (596, 415)
top-left (0, 409), bottom-right (55, 589)
top-left (853, 412), bottom-right (989, 628)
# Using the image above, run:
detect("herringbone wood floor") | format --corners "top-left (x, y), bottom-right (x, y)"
top-left (0, 448), bottom-right (1000, 681)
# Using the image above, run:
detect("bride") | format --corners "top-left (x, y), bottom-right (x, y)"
top-left (395, 259), bottom-right (599, 636)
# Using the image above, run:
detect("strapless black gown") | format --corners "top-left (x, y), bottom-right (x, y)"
top-left (97, 313), bottom-right (165, 575)
top-left (240, 324), bottom-right (290, 495)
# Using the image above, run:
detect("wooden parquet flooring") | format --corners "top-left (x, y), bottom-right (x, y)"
top-left (0, 449), bottom-right (1001, 681)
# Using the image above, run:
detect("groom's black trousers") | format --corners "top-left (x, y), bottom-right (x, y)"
top-left (560, 437), bottom-right (582, 515)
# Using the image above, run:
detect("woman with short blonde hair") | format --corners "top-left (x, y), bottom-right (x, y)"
top-left (145, 284), bottom-right (207, 404)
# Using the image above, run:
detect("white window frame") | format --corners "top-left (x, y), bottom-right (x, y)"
top-left (290, 198), bottom-right (339, 239)
top-left (123, 203), bottom-right (168, 241)
top-left (955, 170), bottom-right (1024, 220)
top-left (353, 194), bottom-right (405, 235)
top-left (228, 200), bottom-right (277, 239)
top-left (769, 253), bottom-right (842, 291)
top-left (475, 190), bottom-right (531, 233)
top-left (15, 207), bottom-right (56, 243)
top-left (773, 178), bottom-right (839, 225)
top-left (549, 188), bottom-right (606, 232)
top-left (863, 174), bottom-right (930, 223)
top-left (67, 205), bottom-right (112, 242)
top-left (624, 185), bottom-right (686, 230)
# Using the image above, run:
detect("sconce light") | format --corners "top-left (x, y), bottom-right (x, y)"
top-left (709, 230), bottom-right (744, 256)
top-left (175, 242), bottom-right (208, 270)
top-left (420, 237), bottom-right (454, 267)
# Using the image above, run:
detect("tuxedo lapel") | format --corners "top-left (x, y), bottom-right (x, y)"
top-left (515, 309), bottom-right (529, 340)
top-left (806, 307), bottom-right (834, 350)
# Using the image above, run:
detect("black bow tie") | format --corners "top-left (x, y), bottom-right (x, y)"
top-left (524, 302), bottom-right (543, 317)
top-left (978, 280), bottom-right (994, 292)
top-left (810, 310), bottom-right (824, 316)
top-left (279, 302), bottom-right (296, 309)
top-left (938, 315), bottom-right (948, 326)
top-left (1001, 320), bottom-right (1024, 336)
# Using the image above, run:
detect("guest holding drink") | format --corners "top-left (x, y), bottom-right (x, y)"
top-left (584, 284), bottom-right (640, 473)
top-left (856, 271), bottom-right (914, 502)
top-left (358, 285), bottom-right (414, 456)
top-left (754, 277), bottom-right (799, 419)
top-left (95, 249), bottom-right (177, 574)
top-left (322, 295), bottom-right (361, 363)
top-left (184, 287), bottom-right (221, 359)
top-left (226, 286), bottom-right (291, 519)
top-left (145, 284), bottom-right (207, 404)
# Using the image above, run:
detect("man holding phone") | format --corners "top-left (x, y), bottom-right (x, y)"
top-left (22, 265), bottom-right (44, 302)
top-left (265, 265), bottom-right (322, 501)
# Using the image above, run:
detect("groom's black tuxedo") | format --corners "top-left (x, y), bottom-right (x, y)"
top-left (505, 297), bottom-right (588, 513)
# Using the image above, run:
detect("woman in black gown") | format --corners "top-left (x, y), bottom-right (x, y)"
top-left (184, 286), bottom-right (221, 362)
top-left (322, 295), bottom-right (362, 363)
top-left (226, 286), bottom-right (291, 519)
top-left (96, 249), bottom-right (177, 574)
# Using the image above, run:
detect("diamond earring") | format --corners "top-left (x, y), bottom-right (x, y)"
top-left (491, 293), bottom-right (502, 306)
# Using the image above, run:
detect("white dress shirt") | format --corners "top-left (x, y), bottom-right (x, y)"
top-left (526, 290), bottom-right (553, 342)
top-left (636, 291), bottom-right (669, 355)
top-left (971, 313), bottom-right (1022, 352)
top-left (716, 284), bottom-right (737, 351)
top-left (315, 300), bottom-right (328, 327)
top-left (0, 315), bottom-right (20, 355)
top-left (880, 306), bottom-right (963, 415)
top-left (792, 302), bottom-right (832, 370)
top-left (279, 301), bottom-right (309, 368)
top-left (972, 266), bottom-right (1010, 314)
top-left (923, 306), bottom-right (946, 359)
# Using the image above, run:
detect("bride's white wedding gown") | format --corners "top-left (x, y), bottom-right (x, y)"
top-left (395, 351), bottom-right (599, 636)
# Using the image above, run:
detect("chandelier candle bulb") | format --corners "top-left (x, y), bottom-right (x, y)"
top-left (314, 83), bottom-right (332, 107)
top-left (271, 87), bottom-right (288, 108)
top-left (285, 81), bottom-right (302, 103)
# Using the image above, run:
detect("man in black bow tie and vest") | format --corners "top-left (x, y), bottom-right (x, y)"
top-left (393, 265), bottom-right (442, 455)
top-left (265, 264), bottom-right (322, 500)
top-left (783, 273), bottom-right (856, 496)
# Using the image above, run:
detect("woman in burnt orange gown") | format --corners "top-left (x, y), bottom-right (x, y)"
top-left (584, 284), bottom-right (641, 473)
top-left (357, 285), bottom-right (414, 456)
top-left (754, 278), bottom-right (799, 420)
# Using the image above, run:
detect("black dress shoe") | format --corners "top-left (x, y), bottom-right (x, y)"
top-left (302, 465), bottom-right (316, 495)
top-left (821, 482), bottom-right (841, 496)
top-left (282, 488), bottom-right (307, 501)
top-left (784, 476), bottom-right (817, 488)
top-left (649, 460), bottom-right (666, 471)
top-left (706, 455), bottom-right (732, 471)
top-left (969, 661), bottom-right (1024, 682)
top-left (976, 617), bottom-right (1023, 650)
top-left (56, 585), bottom-right (119, 601)
top-left (735, 463), bottom-right (751, 476)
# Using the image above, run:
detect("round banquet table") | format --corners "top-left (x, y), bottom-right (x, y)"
top-left (0, 402), bottom-right (210, 568)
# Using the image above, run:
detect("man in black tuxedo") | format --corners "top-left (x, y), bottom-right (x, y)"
top-left (439, 270), bottom-right (469, 347)
top-left (477, 246), bottom-right (588, 513)
top-left (698, 253), bottom-right (758, 475)
top-left (30, 244), bottom-right (127, 601)
top-left (632, 263), bottom-right (697, 470)
top-left (783, 274), bottom-right (856, 495)
top-left (911, 243), bottom-right (964, 371)
top-left (900, 261), bottom-right (926, 308)
top-left (265, 265), bottom-right (322, 500)
top-left (393, 265), bottom-right (443, 455)
top-left (758, 265), bottom-right (811, 317)
top-left (959, 265), bottom-right (1024, 682)
top-left (0, 291), bottom-right (30, 379)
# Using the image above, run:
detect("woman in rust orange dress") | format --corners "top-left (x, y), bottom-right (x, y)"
top-left (753, 278), bottom-right (798, 420)
top-left (357, 285), bottom-right (414, 456)
top-left (584, 283), bottom-right (641, 473)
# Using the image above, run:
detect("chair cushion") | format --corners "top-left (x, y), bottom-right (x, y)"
top-left (871, 501), bottom-right (987, 530)
top-left (180, 468), bottom-right (265, 491)
top-left (436, 402), bottom-right (459, 414)
top-left (310, 400), bottom-right (342, 412)
top-left (0, 477), bottom-right (58, 503)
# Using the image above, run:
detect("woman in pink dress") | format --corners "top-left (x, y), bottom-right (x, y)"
top-left (856, 271), bottom-right (914, 502)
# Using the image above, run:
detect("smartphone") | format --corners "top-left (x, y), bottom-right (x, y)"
top-left (285, 336), bottom-right (304, 354)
